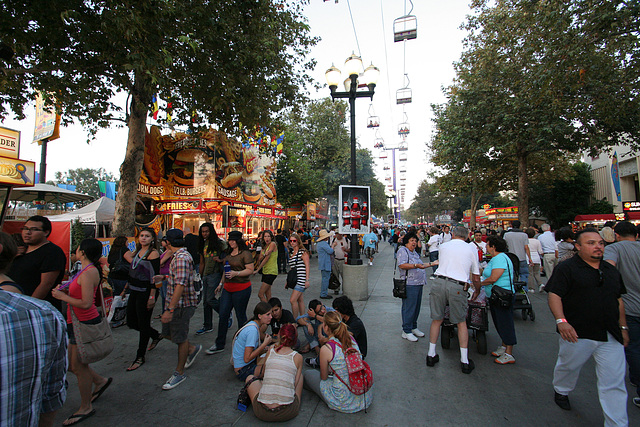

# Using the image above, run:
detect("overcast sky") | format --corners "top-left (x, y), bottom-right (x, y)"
top-left (1, 0), bottom-right (473, 208)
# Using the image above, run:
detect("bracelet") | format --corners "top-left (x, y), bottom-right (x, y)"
top-left (149, 296), bottom-right (154, 300)
top-left (555, 318), bottom-right (567, 324)
top-left (621, 325), bottom-right (629, 331)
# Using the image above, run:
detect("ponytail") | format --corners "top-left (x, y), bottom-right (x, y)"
top-left (79, 238), bottom-right (104, 282)
top-left (276, 323), bottom-right (298, 352)
top-left (324, 311), bottom-right (353, 350)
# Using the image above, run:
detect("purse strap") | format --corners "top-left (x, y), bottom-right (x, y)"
top-left (394, 247), bottom-right (409, 283)
top-left (503, 253), bottom-right (515, 292)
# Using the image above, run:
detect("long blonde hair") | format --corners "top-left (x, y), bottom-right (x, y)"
top-left (324, 311), bottom-right (353, 350)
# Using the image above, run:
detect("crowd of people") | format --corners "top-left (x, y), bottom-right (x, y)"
top-left (387, 220), bottom-right (639, 426)
top-left (4, 214), bottom-right (640, 425)
top-left (0, 218), bottom-right (372, 426)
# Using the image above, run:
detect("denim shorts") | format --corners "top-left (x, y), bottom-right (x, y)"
top-left (293, 283), bottom-right (306, 293)
top-left (235, 360), bottom-right (257, 381)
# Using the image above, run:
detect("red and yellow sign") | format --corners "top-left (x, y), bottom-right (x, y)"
top-left (0, 126), bottom-right (20, 159)
top-left (33, 93), bottom-right (61, 144)
top-left (154, 200), bottom-right (201, 214)
top-left (138, 126), bottom-right (277, 207)
top-left (0, 156), bottom-right (35, 186)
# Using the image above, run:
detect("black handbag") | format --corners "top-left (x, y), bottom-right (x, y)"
top-left (110, 248), bottom-right (130, 278)
top-left (285, 252), bottom-right (299, 289)
top-left (392, 254), bottom-right (407, 299)
top-left (328, 272), bottom-right (341, 290)
top-left (489, 253), bottom-right (514, 308)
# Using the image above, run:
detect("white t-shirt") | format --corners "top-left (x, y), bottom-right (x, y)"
top-left (436, 239), bottom-right (480, 283)
top-left (528, 238), bottom-right (543, 264)
top-left (469, 240), bottom-right (487, 254)
top-left (442, 232), bottom-right (452, 243)
top-left (428, 234), bottom-right (443, 252)
top-left (537, 231), bottom-right (557, 254)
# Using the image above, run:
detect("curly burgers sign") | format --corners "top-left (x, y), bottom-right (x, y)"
top-left (138, 126), bottom-right (277, 206)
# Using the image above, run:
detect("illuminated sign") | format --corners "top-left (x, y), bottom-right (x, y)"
top-left (0, 126), bottom-right (20, 159)
top-left (622, 201), bottom-right (640, 212)
top-left (154, 200), bottom-right (200, 213)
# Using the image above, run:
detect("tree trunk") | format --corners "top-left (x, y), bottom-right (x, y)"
top-left (470, 189), bottom-right (482, 229)
top-left (517, 142), bottom-right (529, 226)
top-left (112, 77), bottom-right (150, 236)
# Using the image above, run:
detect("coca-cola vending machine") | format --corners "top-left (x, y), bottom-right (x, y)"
top-left (338, 185), bottom-right (371, 235)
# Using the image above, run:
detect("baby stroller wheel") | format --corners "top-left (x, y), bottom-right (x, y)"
top-left (529, 308), bottom-right (536, 321)
top-left (521, 309), bottom-right (528, 321)
top-left (441, 325), bottom-right (452, 349)
top-left (476, 331), bottom-right (487, 355)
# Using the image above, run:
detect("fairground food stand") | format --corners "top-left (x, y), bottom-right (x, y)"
top-left (136, 126), bottom-right (285, 238)
top-left (0, 126), bottom-right (36, 225)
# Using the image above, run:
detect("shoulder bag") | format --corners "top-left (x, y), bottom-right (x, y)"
top-left (285, 251), bottom-right (299, 289)
top-left (392, 248), bottom-right (408, 299)
top-left (71, 280), bottom-right (114, 364)
top-left (489, 253), bottom-right (515, 308)
top-left (111, 248), bottom-right (130, 277)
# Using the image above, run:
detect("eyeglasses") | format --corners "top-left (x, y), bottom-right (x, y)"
top-left (290, 239), bottom-right (298, 243)
top-left (22, 227), bottom-right (43, 232)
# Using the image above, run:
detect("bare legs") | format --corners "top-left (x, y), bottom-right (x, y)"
top-left (290, 290), bottom-right (305, 319)
top-left (258, 282), bottom-right (272, 303)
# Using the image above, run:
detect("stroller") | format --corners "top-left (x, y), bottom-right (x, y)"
top-left (505, 253), bottom-right (535, 321)
top-left (441, 299), bottom-right (489, 355)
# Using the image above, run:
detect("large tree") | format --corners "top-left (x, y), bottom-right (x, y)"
top-left (434, 0), bottom-right (640, 225)
top-left (406, 179), bottom-right (459, 224)
top-left (1, 0), bottom-right (317, 234)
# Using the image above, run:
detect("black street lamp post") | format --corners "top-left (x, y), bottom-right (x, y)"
top-left (326, 53), bottom-right (379, 265)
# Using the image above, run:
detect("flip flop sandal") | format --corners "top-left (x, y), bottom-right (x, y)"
top-left (63, 409), bottom-right (96, 426)
top-left (126, 357), bottom-right (145, 371)
top-left (91, 377), bottom-right (112, 403)
top-left (147, 336), bottom-right (163, 351)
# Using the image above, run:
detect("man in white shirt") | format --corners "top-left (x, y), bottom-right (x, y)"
top-left (537, 223), bottom-right (558, 292)
top-left (503, 220), bottom-right (532, 287)
top-left (441, 225), bottom-right (452, 243)
top-left (469, 230), bottom-right (487, 268)
top-left (427, 227), bottom-right (443, 272)
top-left (427, 226), bottom-right (481, 374)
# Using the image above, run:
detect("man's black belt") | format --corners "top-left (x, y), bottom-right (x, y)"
top-left (543, 252), bottom-right (555, 255)
top-left (335, 258), bottom-right (344, 261)
top-left (433, 274), bottom-right (467, 286)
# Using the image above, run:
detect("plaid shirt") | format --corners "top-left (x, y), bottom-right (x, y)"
top-left (0, 290), bottom-right (68, 426)
top-left (166, 247), bottom-right (197, 309)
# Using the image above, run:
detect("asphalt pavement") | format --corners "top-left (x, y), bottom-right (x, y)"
top-left (56, 242), bottom-right (640, 426)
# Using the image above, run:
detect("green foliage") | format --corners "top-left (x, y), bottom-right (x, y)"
top-left (431, 0), bottom-right (640, 225)
top-left (276, 98), bottom-right (386, 212)
top-left (70, 219), bottom-right (85, 251)
top-left (54, 168), bottom-right (118, 203)
top-left (529, 162), bottom-right (594, 228)
top-left (407, 179), bottom-right (459, 222)
top-left (587, 198), bottom-right (616, 215)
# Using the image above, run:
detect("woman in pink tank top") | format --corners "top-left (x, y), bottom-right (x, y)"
top-left (52, 239), bottom-right (112, 426)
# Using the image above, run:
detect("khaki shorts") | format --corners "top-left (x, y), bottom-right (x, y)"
top-left (252, 395), bottom-right (300, 422)
top-left (162, 306), bottom-right (196, 344)
top-left (429, 276), bottom-right (468, 324)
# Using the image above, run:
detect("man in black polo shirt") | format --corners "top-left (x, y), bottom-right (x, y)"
top-left (545, 228), bottom-right (629, 425)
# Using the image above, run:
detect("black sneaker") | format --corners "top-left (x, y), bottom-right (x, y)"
top-left (554, 392), bottom-right (571, 410)
top-left (305, 357), bottom-right (320, 369)
top-left (461, 359), bottom-right (475, 374)
top-left (426, 354), bottom-right (440, 367)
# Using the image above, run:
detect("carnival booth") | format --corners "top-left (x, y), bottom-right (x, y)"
top-left (48, 196), bottom-right (115, 237)
top-left (136, 126), bottom-right (285, 238)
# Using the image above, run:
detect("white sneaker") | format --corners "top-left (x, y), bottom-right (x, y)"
top-left (539, 284), bottom-right (546, 292)
top-left (528, 289), bottom-right (535, 293)
top-left (494, 353), bottom-right (516, 364)
top-left (369, 261), bottom-right (373, 266)
top-left (411, 328), bottom-right (425, 337)
top-left (491, 345), bottom-right (506, 357)
top-left (402, 332), bottom-right (418, 342)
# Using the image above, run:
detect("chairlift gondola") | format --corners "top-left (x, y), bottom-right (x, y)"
top-left (367, 104), bottom-right (380, 128)
top-left (398, 112), bottom-right (410, 135)
top-left (394, 15), bottom-right (417, 42)
top-left (379, 151), bottom-right (388, 159)
top-left (399, 141), bottom-right (408, 151)
top-left (399, 153), bottom-right (407, 161)
top-left (400, 166), bottom-right (407, 173)
top-left (383, 164), bottom-right (390, 171)
top-left (396, 74), bottom-right (412, 104)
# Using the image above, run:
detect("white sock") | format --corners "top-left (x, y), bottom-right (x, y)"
top-left (460, 347), bottom-right (469, 364)
top-left (428, 342), bottom-right (437, 357)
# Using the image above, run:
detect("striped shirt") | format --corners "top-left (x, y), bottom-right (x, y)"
top-left (166, 247), bottom-right (198, 308)
top-left (0, 290), bottom-right (68, 426)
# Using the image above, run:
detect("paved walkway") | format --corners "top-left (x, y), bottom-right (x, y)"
top-left (57, 243), bottom-right (639, 426)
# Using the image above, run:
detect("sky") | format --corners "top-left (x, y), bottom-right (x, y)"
top-left (1, 0), bottom-right (473, 208)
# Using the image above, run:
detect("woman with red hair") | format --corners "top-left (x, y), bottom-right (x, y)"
top-left (245, 323), bottom-right (303, 421)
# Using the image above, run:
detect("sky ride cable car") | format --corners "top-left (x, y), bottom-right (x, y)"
top-left (393, 15), bottom-right (417, 42)
top-left (396, 74), bottom-right (412, 105)
top-left (399, 152), bottom-right (407, 161)
top-left (398, 111), bottom-right (410, 135)
top-left (367, 104), bottom-right (380, 128)
top-left (399, 141), bottom-right (408, 152)
top-left (379, 151), bottom-right (388, 159)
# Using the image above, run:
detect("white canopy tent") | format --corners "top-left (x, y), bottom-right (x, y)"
top-left (48, 197), bottom-right (115, 225)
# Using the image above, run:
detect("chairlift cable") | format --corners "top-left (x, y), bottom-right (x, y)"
top-left (346, 0), bottom-right (363, 65)
top-left (380, 0), bottom-right (395, 131)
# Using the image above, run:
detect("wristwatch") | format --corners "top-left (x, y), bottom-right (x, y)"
top-left (169, 307), bottom-right (175, 313)
top-left (621, 325), bottom-right (629, 330)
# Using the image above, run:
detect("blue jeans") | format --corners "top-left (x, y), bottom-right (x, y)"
top-left (320, 269), bottom-right (331, 297)
top-left (429, 251), bottom-right (439, 273)
top-left (626, 315), bottom-right (640, 398)
top-left (401, 285), bottom-right (423, 333)
top-left (202, 273), bottom-right (222, 330)
top-left (302, 318), bottom-right (322, 349)
top-left (235, 360), bottom-right (257, 381)
top-left (215, 286), bottom-right (251, 348)
top-left (518, 260), bottom-right (529, 286)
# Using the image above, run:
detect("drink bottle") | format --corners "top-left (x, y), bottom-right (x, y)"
top-left (342, 201), bottom-right (351, 227)
top-left (351, 197), bottom-right (361, 230)
top-left (224, 261), bottom-right (232, 278)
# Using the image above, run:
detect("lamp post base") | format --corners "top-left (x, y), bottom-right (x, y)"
top-left (347, 258), bottom-right (363, 266)
top-left (343, 263), bottom-right (369, 301)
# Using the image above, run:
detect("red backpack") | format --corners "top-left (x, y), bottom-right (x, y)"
top-left (330, 340), bottom-right (373, 396)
